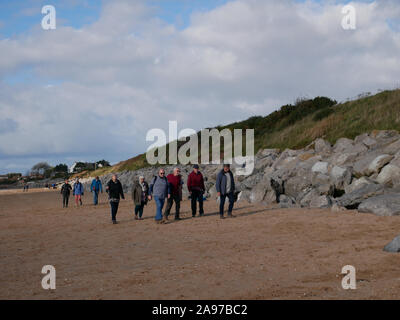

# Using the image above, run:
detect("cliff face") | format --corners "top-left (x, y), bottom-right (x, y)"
top-left (84, 129), bottom-right (400, 217)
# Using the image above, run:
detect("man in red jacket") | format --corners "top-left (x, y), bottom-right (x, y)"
top-left (164, 167), bottom-right (183, 220)
top-left (187, 164), bottom-right (205, 217)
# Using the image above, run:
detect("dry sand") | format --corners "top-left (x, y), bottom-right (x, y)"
top-left (0, 188), bottom-right (399, 300)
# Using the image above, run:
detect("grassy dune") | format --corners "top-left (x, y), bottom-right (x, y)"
top-left (82, 89), bottom-right (400, 177)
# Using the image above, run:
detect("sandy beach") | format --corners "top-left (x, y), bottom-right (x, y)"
top-left (0, 189), bottom-right (399, 300)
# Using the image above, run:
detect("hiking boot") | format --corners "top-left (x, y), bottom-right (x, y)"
top-left (112, 220), bottom-right (118, 224)
top-left (220, 215), bottom-right (225, 219)
top-left (134, 215), bottom-right (139, 220)
top-left (228, 213), bottom-right (235, 218)
top-left (199, 213), bottom-right (204, 217)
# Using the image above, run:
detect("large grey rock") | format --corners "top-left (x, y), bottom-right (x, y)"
top-left (285, 174), bottom-right (312, 198)
top-left (376, 164), bottom-right (400, 186)
top-left (353, 151), bottom-right (382, 177)
top-left (330, 152), bottom-right (358, 166)
top-left (314, 138), bottom-right (332, 154)
top-left (249, 180), bottom-right (271, 203)
top-left (382, 139), bottom-right (400, 155)
top-left (336, 183), bottom-right (385, 209)
top-left (358, 194), bottom-right (400, 216)
top-left (330, 166), bottom-right (352, 188)
top-left (366, 154), bottom-right (393, 175)
top-left (373, 130), bottom-right (399, 140)
top-left (311, 173), bottom-right (331, 186)
top-left (333, 138), bottom-right (354, 152)
top-left (311, 162), bottom-right (329, 175)
top-left (256, 148), bottom-right (280, 159)
top-left (355, 133), bottom-right (377, 148)
top-left (310, 195), bottom-right (332, 208)
top-left (383, 235), bottom-right (400, 253)
top-left (279, 195), bottom-right (296, 208)
top-left (344, 176), bottom-right (375, 194)
top-left (254, 156), bottom-right (276, 171)
top-left (299, 188), bottom-right (320, 207)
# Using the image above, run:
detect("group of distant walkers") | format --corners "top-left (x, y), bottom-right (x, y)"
top-left (59, 163), bottom-right (237, 224)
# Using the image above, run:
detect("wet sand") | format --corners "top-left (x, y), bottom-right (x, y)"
top-left (0, 189), bottom-right (399, 299)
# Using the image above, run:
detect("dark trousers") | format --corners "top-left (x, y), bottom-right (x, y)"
top-left (62, 194), bottom-right (69, 207)
top-left (110, 201), bottom-right (119, 221)
top-left (191, 190), bottom-right (204, 216)
top-left (220, 192), bottom-right (234, 217)
top-left (165, 194), bottom-right (180, 218)
top-left (135, 203), bottom-right (145, 218)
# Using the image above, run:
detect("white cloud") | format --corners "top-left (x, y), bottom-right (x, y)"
top-left (0, 0), bottom-right (399, 173)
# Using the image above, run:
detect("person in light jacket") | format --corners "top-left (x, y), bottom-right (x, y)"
top-left (73, 178), bottom-right (84, 207)
top-left (148, 168), bottom-right (171, 224)
top-left (131, 176), bottom-right (149, 220)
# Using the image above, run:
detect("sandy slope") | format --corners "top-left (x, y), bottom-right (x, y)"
top-left (0, 189), bottom-right (399, 300)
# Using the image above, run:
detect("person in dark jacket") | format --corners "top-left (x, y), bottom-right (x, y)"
top-left (216, 164), bottom-right (235, 219)
top-left (60, 179), bottom-right (72, 208)
top-left (187, 164), bottom-right (205, 217)
top-left (164, 167), bottom-right (184, 220)
top-left (106, 174), bottom-right (125, 224)
top-left (131, 176), bottom-right (149, 220)
top-left (149, 168), bottom-right (171, 224)
top-left (90, 176), bottom-right (103, 205)
top-left (73, 178), bottom-right (84, 206)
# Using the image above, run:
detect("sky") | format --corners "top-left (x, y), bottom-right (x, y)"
top-left (0, 0), bottom-right (399, 174)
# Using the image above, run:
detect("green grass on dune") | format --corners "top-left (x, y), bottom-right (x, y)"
top-left (87, 89), bottom-right (400, 175)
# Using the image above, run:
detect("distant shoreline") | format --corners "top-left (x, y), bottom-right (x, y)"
top-left (0, 188), bottom-right (56, 196)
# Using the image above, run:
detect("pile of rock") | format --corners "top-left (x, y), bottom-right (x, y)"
top-left (238, 130), bottom-right (400, 217)
top-left (84, 130), bottom-right (400, 218)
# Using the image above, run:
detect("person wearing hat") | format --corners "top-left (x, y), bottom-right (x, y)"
top-left (216, 164), bottom-right (236, 219)
top-left (187, 164), bottom-right (205, 217)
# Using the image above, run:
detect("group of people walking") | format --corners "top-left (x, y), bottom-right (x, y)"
top-left (59, 164), bottom-right (237, 224)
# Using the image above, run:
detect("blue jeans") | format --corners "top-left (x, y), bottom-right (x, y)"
top-left (220, 192), bottom-right (235, 216)
top-left (154, 196), bottom-right (165, 221)
top-left (93, 190), bottom-right (99, 205)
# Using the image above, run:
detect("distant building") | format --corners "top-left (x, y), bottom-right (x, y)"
top-left (69, 162), bottom-right (78, 174)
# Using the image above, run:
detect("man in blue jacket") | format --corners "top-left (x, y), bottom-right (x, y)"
top-left (216, 164), bottom-right (236, 219)
top-left (90, 176), bottom-right (103, 205)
